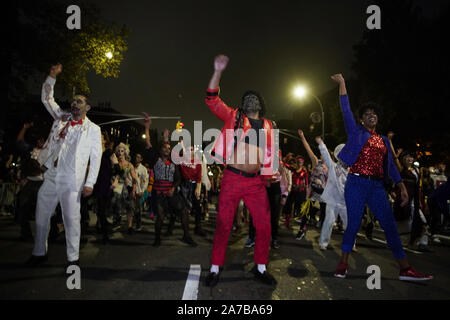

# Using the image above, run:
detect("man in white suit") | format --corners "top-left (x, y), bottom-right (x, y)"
top-left (27, 64), bottom-right (102, 267)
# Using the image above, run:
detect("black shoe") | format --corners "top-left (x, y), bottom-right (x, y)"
top-left (181, 236), bottom-right (197, 247)
top-left (153, 238), bottom-right (161, 247)
top-left (271, 240), bottom-right (280, 249)
top-left (296, 230), bottom-right (306, 240)
top-left (254, 270), bottom-right (277, 286)
top-left (205, 272), bottom-right (220, 287)
top-left (25, 255), bottom-right (48, 267)
top-left (194, 228), bottom-right (207, 237)
top-left (366, 232), bottom-right (373, 241)
top-left (128, 227), bottom-right (134, 235)
top-left (164, 229), bottom-right (173, 237)
top-left (102, 234), bottom-right (109, 244)
top-left (66, 260), bottom-right (79, 268)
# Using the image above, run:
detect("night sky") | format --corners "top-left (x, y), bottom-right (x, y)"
top-left (86, 0), bottom-right (445, 134)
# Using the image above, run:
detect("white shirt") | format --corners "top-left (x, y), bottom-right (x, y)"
top-left (135, 163), bottom-right (149, 194)
top-left (318, 142), bottom-right (348, 208)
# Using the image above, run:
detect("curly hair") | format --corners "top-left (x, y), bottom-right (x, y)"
top-left (358, 101), bottom-right (383, 121)
top-left (115, 142), bottom-right (130, 159)
top-left (240, 90), bottom-right (266, 117)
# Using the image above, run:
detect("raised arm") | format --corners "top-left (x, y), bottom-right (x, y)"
top-left (387, 132), bottom-right (403, 172)
top-left (205, 55), bottom-right (234, 122)
top-left (143, 112), bottom-right (152, 149)
top-left (298, 130), bottom-right (319, 169)
top-left (41, 64), bottom-right (67, 120)
top-left (315, 136), bottom-right (333, 170)
top-left (330, 74), bottom-right (357, 136)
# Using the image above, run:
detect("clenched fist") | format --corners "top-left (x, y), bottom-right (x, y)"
top-left (330, 73), bottom-right (345, 84)
top-left (214, 55), bottom-right (229, 72)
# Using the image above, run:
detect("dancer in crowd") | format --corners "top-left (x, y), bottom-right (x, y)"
top-left (94, 137), bottom-right (120, 244)
top-left (27, 63), bottom-right (102, 267)
top-left (133, 153), bottom-right (149, 231)
top-left (282, 154), bottom-right (308, 229)
top-left (110, 143), bottom-right (137, 234)
top-left (179, 146), bottom-right (206, 236)
top-left (143, 114), bottom-right (196, 247)
top-left (204, 54), bottom-right (277, 287)
top-left (296, 130), bottom-right (327, 240)
top-left (315, 137), bottom-right (350, 251)
top-left (388, 135), bottom-right (430, 251)
top-left (331, 73), bottom-right (432, 280)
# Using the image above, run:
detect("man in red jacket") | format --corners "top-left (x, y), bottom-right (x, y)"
top-left (204, 55), bottom-right (278, 287)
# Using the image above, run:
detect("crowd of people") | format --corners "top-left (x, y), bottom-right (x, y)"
top-left (0, 57), bottom-right (449, 287)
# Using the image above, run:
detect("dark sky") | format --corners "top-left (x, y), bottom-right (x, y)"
top-left (86, 0), bottom-right (445, 134)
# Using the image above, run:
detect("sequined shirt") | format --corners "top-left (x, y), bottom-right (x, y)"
top-left (349, 130), bottom-right (387, 177)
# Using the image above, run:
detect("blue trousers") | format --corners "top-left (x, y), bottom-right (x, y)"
top-left (343, 174), bottom-right (405, 259)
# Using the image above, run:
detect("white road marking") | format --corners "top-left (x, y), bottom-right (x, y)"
top-left (357, 233), bottom-right (422, 254)
top-left (434, 234), bottom-right (450, 241)
top-left (182, 264), bottom-right (201, 300)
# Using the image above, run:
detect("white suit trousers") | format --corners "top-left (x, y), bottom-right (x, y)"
top-left (319, 204), bottom-right (347, 248)
top-left (32, 174), bottom-right (82, 262)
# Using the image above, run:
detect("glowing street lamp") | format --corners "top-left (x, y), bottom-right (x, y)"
top-left (292, 85), bottom-right (325, 138)
top-left (105, 51), bottom-right (113, 59)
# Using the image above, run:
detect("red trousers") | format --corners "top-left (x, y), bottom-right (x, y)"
top-left (211, 169), bottom-right (271, 266)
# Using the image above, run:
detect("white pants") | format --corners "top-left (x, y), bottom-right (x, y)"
top-left (32, 173), bottom-right (82, 262)
top-left (319, 204), bottom-right (347, 248)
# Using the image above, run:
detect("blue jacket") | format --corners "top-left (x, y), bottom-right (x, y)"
top-left (337, 95), bottom-right (402, 185)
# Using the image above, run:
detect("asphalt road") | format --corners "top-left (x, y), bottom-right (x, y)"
top-left (1, 203), bottom-right (449, 300)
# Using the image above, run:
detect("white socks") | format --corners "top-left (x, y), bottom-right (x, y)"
top-left (211, 264), bottom-right (266, 274)
top-left (210, 265), bottom-right (219, 274)
top-left (257, 264), bottom-right (266, 274)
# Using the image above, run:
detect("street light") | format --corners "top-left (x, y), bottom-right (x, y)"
top-left (292, 85), bottom-right (325, 138)
top-left (105, 51), bottom-right (113, 59)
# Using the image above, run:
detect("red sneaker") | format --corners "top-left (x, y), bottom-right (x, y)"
top-left (399, 267), bottom-right (433, 281)
top-left (334, 263), bottom-right (348, 278)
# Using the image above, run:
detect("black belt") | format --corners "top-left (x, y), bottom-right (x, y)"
top-left (226, 166), bottom-right (260, 178)
top-left (350, 173), bottom-right (383, 181)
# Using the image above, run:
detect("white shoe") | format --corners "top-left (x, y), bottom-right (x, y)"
top-left (319, 245), bottom-right (327, 251)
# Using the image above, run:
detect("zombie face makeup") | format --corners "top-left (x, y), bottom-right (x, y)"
top-left (242, 94), bottom-right (262, 115)
top-left (71, 95), bottom-right (90, 120)
top-left (116, 147), bottom-right (126, 159)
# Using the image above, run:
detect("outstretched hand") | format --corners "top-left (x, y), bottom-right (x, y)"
top-left (330, 73), bottom-right (344, 84)
top-left (315, 136), bottom-right (323, 145)
top-left (214, 55), bottom-right (229, 72)
top-left (143, 112), bottom-right (151, 129)
top-left (298, 129), bottom-right (305, 139)
top-left (387, 131), bottom-right (394, 140)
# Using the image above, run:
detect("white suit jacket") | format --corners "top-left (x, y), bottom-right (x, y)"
top-left (38, 76), bottom-right (102, 191)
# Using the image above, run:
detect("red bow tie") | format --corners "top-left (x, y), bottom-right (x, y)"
top-left (70, 119), bottom-right (83, 126)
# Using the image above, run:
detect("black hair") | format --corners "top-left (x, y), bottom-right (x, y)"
top-left (358, 101), bottom-right (382, 120)
top-left (240, 90), bottom-right (266, 117)
top-left (399, 150), bottom-right (414, 160)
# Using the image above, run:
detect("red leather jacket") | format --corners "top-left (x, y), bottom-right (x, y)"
top-left (205, 87), bottom-right (276, 177)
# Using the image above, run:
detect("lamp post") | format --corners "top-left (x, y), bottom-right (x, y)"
top-left (293, 86), bottom-right (325, 138)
